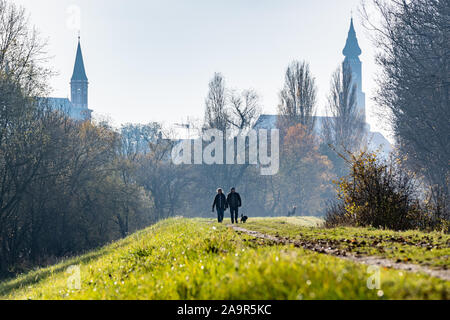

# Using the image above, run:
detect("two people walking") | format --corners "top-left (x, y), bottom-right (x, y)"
top-left (212, 187), bottom-right (242, 223)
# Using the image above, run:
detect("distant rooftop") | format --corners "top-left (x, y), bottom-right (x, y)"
top-left (39, 97), bottom-right (92, 121)
top-left (254, 114), bottom-right (392, 156)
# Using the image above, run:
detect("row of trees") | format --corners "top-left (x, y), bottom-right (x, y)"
top-left (111, 63), bottom-right (354, 221)
top-left (0, 80), bottom-right (154, 276)
top-left (108, 0), bottom-right (449, 230)
top-left (150, 59), bottom-right (366, 218)
top-left (0, 1), bottom-right (155, 277)
top-left (323, 0), bottom-right (449, 230)
top-left (0, 78), bottom-right (155, 276)
top-left (361, 0), bottom-right (449, 210)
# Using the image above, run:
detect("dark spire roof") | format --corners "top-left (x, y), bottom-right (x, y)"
top-left (71, 36), bottom-right (88, 81)
top-left (342, 18), bottom-right (362, 58)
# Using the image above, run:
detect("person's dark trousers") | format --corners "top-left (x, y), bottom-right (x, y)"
top-left (230, 207), bottom-right (239, 224)
top-left (217, 208), bottom-right (224, 223)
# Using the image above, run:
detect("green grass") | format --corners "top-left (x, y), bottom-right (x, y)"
top-left (0, 217), bottom-right (449, 300)
top-left (244, 217), bottom-right (450, 268)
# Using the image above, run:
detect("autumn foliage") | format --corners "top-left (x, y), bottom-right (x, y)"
top-left (280, 124), bottom-right (334, 215)
top-left (325, 151), bottom-right (448, 232)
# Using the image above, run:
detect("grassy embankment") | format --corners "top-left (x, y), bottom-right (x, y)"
top-left (0, 217), bottom-right (448, 300)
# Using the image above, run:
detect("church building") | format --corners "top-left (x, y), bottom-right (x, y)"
top-left (254, 18), bottom-right (392, 156)
top-left (46, 36), bottom-right (92, 121)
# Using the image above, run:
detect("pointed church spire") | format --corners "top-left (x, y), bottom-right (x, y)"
top-left (71, 36), bottom-right (88, 81)
top-left (342, 18), bottom-right (362, 58)
top-left (71, 36), bottom-right (89, 111)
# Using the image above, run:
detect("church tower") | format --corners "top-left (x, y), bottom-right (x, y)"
top-left (342, 18), bottom-right (366, 122)
top-left (70, 36), bottom-right (88, 109)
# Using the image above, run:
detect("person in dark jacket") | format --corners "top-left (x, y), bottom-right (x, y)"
top-left (226, 187), bottom-right (242, 224)
top-left (212, 188), bottom-right (227, 223)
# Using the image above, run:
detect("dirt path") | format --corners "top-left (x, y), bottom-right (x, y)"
top-left (229, 224), bottom-right (450, 281)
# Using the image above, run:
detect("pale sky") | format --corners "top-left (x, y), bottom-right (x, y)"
top-left (14, 0), bottom-right (392, 140)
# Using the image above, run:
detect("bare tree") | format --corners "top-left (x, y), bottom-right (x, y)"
top-left (277, 61), bottom-right (317, 133)
top-left (361, 0), bottom-right (449, 206)
top-left (129, 124), bottom-right (192, 221)
top-left (227, 89), bottom-right (261, 131)
top-left (322, 63), bottom-right (366, 153)
top-left (199, 73), bottom-right (262, 209)
top-left (120, 123), bottom-right (161, 159)
top-left (0, 1), bottom-right (154, 275)
top-left (0, 2), bottom-right (52, 271)
top-left (204, 73), bottom-right (229, 132)
top-left (0, 0), bottom-right (51, 96)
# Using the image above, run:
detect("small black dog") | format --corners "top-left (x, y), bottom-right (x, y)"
top-left (287, 205), bottom-right (297, 217)
top-left (240, 214), bottom-right (248, 223)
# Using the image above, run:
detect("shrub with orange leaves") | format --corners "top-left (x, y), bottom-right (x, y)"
top-left (325, 150), bottom-right (448, 232)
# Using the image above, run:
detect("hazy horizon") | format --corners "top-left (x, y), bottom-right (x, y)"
top-left (15, 0), bottom-right (393, 141)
